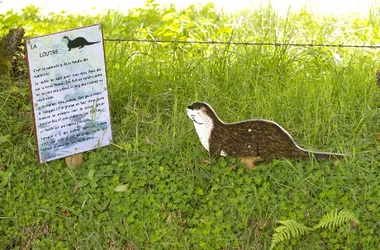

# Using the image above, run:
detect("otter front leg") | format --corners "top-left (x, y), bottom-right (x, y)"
top-left (209, 142), bottom-right (222, 158)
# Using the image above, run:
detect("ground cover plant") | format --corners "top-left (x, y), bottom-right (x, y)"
top-left (0, 1), bottom-right (379, 249)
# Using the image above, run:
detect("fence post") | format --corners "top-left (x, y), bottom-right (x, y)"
top-left (65, 153), bottom-right (83, 168)
top-left (0, 27), bottom-right (25, 81)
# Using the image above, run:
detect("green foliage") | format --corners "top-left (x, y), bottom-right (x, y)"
top-left (313, 209), bottom-right (359, 230)
top-left (270, 220), bottom-right (312, 249)
top-left (270, 210), bottom-right (360, 249)
top-left (1, 1), bottom-right (380, 249)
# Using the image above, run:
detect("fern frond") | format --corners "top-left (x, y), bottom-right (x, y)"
top-left (270, 220), bottom-right (312, 250)
top-left (313, 209), bottom-right (359, 230)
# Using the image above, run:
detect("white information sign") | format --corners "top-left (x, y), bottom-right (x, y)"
top-left (26, 24), bottom-right (112, 163)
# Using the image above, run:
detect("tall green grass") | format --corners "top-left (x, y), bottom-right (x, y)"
top-left (0, 2), bottom-right (379, 249)
top-left (105, 7), bottom-right (378, 155)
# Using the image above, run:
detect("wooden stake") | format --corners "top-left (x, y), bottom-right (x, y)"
top-left (65, 153), bottom-right (83, 168)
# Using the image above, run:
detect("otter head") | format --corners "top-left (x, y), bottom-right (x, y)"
top-left (186, 102), bottom-right (220, 152)
top-left (186, 102), bottom-right (216, 126)
top-left (62, 36), bottom-right (70, 44)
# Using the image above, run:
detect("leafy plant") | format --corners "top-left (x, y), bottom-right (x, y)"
top-left (78, 169), bottom-right (99, 188)
top-left (313, 209), bottom-right (359, 230)
top-left (270, 209), bottom-right (360, 249)
top-left (270, 220), bottom-right (312, 249)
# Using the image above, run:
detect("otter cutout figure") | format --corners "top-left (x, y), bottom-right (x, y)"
top-left (62, 36), bottom-right (100, 51)
top-left (186, 102), bottom-right (348, 168)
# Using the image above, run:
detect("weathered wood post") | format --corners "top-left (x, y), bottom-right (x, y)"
top-left (0, 27), bottom-right (25, 82)
top-left (65, 153), bottom-right (83, 168)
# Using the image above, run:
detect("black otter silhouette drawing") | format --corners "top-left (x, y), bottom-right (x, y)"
top-left (62, 36), bottom-right (100, 51)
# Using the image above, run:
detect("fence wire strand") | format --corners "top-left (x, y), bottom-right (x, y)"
top-left (105, 38), bottom-right (380, 49)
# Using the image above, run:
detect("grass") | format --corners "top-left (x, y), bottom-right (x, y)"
top-left (1, 1), bottom-right (380, 249)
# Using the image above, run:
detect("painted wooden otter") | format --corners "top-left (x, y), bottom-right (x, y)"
top-left (186, 102), bottom-right (348, 168)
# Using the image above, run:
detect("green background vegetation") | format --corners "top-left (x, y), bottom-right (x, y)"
top-left (1, 1), bottom-right (379, 249)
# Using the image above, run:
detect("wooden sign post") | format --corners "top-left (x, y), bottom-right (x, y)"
top-left (25, 24), bottom-right (112, 166)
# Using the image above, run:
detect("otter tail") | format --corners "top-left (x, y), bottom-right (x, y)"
top-left (86, 41), bottom-right (100, 45)
top-left (309, 151), bottom-right (349, 160)
top-left (293, 146), bottom-right (349, 161)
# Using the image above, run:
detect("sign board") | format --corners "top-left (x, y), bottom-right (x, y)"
top-left (25, 24), bottom-right (112, 163)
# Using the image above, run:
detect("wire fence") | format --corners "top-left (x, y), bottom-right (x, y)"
top-left (104, 38), bottom-right (380, 49)
top-left (0, 35), bottom-right (379, 49)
